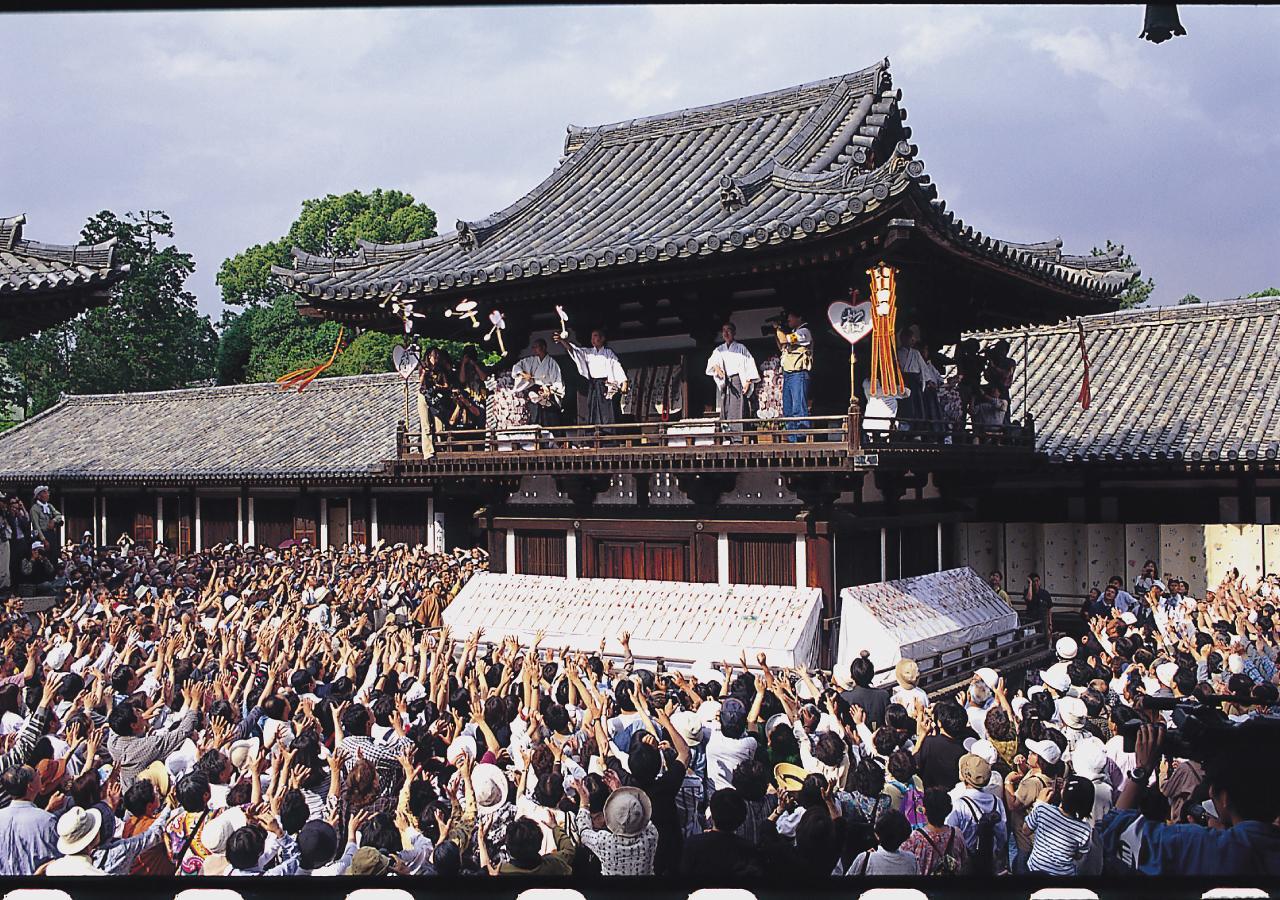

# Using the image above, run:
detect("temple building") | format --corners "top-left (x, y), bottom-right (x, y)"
top-left (19, 61), bottom-right (1276, 669)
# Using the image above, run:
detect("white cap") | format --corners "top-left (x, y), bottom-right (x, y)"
top-left (1155, 662), bottom-right (1179, 688)
top-left (1026, 738), bottom-right (1062, 765)
top-left (1228, 654), bottom-right (1245, 675)
top-left (1041, 664), bottom-right (1071, 693)
top-left (446, 735), bottom-right (477, 766)
top-left (1058, 696), bottom-right (1088, 729)
top-left (1056, 637), bottom-right (1079, 660)
top-left (1203, 798), bottom-right (1220, 820)
top-left (46, 643), bottom-right (73, 670)
top-left (970, 739), bottom-right (999, 766)
top-left (697, 698), bottom-right (722, 725)
top-left (1071, 737), bottom-right (1108, 779)
top-left (975, 667), bottom-right (999, 692)
top-left (1011, 696), bottom-right (1030, 718)
top-left (671, 710), bottom-right (705, 745)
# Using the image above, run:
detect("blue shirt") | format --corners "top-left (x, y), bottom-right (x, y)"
top-left (1139, 819), bottom-right (1280, 876)
top-left (0, 799), bottom-right (60, 875)
top-left (1113, 590), bottom-right (1140, 614)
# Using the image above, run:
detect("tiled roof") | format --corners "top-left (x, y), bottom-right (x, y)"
top-left (273, 60), bottom-right (1136, 308)
top-left (0, 373), bottom-right (407, 485)
top-left (967, 297), bottom-right (1280, 464)
top-left (0, 214), bottom-right (132, 340)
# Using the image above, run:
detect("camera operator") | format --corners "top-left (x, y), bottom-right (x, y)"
top-left (772, 309), bottom-right (812, 441)
top-left (1113, 721), bottom-right (1280, 874)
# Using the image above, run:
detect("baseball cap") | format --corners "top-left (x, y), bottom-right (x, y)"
top-left (719, 698), bottom-right (747, 733)
top-left (1026, 738), bottom-right (1063, 765)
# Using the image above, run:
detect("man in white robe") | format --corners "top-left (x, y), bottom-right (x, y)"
top-left (706, 322), bottom-right (759, 442)
top-left (553, 328), bottom-right (627, 428)
top-left (512, 338), bottom-right (565, 428)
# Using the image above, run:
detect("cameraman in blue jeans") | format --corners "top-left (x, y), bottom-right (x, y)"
top-left (775, 310), bottom-right (812, 442)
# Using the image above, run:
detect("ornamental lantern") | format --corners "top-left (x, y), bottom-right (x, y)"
top-left (866, 261), bottom-right (906, 399)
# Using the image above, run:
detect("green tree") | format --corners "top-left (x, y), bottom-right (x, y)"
top-left (1177, 293), bottom-right (1202, 305)
top-left (0, 210), bottom-right (217, 416)
top-left (1092, 240), bottom-right (1152, 309)
top-left (214, 189), bottom-right (439, 384)
top-left (1245, 287), bottom-right (1280, 298)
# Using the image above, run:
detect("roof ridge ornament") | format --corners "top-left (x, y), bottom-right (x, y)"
top-left (457, 220), bottom-right (478, 252)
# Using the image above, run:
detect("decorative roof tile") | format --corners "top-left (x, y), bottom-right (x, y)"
top-left (275, 60), bottom-right (1137, 308)
top-left (966, 297), bottom-right (1280, 464)
top-left (0, 373), bottom-right (406, 484)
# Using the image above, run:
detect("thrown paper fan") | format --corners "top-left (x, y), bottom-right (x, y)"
top-left (484, 309), bottom-right (507, 354)
top-left (444, 299), bottom-right (480, 328)
top-left (554, 305), bottom-right (569, 338)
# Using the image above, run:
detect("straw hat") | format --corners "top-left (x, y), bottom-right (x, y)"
top-left (670, 710), bottom-right (704, 745)
top-left (603, 786), bottom-right (652, 836)
top-left (774, 762), bottom-right (807, 792)
top-left (894, 658), bottom-right (920, 690)
top-left (228, 738), bottom-right (261, 773)
top-left (56, 806), bottom-right (101, 855)
top-left (348, 846), bottom-right (392, 877)
top-left (138, 759), bottom-right (171, 797)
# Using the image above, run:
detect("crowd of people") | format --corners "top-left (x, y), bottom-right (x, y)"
top-left (0, 529), bottom-right (1273, 881)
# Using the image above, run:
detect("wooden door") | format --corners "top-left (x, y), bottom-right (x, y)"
top-left (516, 531), bottom-right (567, 577)
top-left (254, 498), bottom-right (295, 550)
top-left (592, 538), bottom-right (688, 581)
top-left (326, 499), bottom-right (349, 549)
top-left (729, 534), bottom-right (795, 586)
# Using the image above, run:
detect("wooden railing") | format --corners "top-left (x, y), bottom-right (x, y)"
top-left (394, 412), bottom-right (1035, 462)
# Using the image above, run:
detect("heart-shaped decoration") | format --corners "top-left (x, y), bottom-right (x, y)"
top-left (393, 345), bottom-right (420, 379)
top-left (827, 300), bottom-right (874, 345)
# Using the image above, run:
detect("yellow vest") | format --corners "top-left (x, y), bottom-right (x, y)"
top-left (778, 329), bottom-right (812, 372)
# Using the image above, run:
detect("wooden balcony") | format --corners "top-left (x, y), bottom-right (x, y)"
top-left (386, 411), bottom-right (1038, 478)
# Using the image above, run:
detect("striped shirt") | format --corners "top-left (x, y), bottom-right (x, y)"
top-left (1025, 802), bottom-right (1093, 876)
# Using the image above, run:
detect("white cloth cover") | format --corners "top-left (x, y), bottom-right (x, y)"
top-left (835, 567), bottom-right (1019, 686)
top-left (444, 572), bottom-right (823, 668)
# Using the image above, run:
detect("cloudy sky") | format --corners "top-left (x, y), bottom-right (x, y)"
top-left (3, 5), bottom-right (1277, 320)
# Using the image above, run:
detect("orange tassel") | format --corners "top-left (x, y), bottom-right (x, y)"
top-left (276, 327), bottom-right (345, 393)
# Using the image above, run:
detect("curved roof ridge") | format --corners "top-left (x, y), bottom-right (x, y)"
top-left (563, 61), bottom-right (885, 152)
top-left (967, 295), bottom-right (1280, 339)
top-left (58, 370), bottom-right (402, 405)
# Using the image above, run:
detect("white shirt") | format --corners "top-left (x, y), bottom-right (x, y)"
top-left (846, 847), bottom-right (919, 876)
top-left (563, 342), bottom-right (626, 384)
top-left (706, 341), bottom-right (760, 389)
top-left (705, 729), bottom-right (757, 792)
top-left (898, 345), bottom-right (927, 375)
top-left (512, 354), bottom-right (565, 400)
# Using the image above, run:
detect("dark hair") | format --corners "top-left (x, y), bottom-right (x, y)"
top-left (123, 779), bottom-right (156, 817)
top-left (430, 839), bottom-right (461, 877)
top-left (278, 789), bottom-right (310, 834)
top-left (628, 741), bottom-right (661, 785)
top-left (887, 750), bottom-right (915, 783)
top-left (934, 701), bottom-right (967, 738)
top-left (1204, 734), bottom-right (1280, 823)
top-left (289, 670), bottom-right (314, 694)
top-left (923, 787), bottom-right (953, 827)
top-left (1, 765), bottom-right (33, 799)
top-left (583, 773), bottom-right (610, 815)
top-left (226, 824), bottom-right (267, 871)
top-left (227, 778), bottom-right (254, 808)
top-left (851, 757), bottom-right (886, 799)
top-left (985, 707), bottom-right (1016, 742)
top-left (875, 808), bottom-right (912, 851)
top-left (340, 704), bottom-right (371, 736)
top-left (195, 749), bottom-right (230, 783)
top-left (108, 703), bottom-right (138, 737)
top-left (544, 704), bottom-right (570, 735)
top-left (730, 759), bottom-right (770, 802)
top-left (111, 665), bottom-right (136, 695)
top-left (1061, 776), bottom-right (1095, 820)
top-left (813, 731), bottom-right (846, 768)
top-left (175, 772), bottom-right (211, 813)
top-left (533, 772), bottom-right (565, 810)
top-left (872, 727), bottom-right (901, 758)
top-left (70, 771), bottom-right (101, 808)
top-left (849, 656), bottom-right (875, 687)
top-left (884, 704), bottom-right (913, 733)
top-left (709, 788), bottom-right (748, 833)
top-left (505, 817), bottom-right (544, 868)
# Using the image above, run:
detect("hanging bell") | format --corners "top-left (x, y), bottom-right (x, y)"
top-left (1139, 4), bottom-right (1187, 44)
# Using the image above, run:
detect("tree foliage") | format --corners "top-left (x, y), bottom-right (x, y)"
top-left (0, 210), bottom-right (217, 417)
top-left (1092, 240), bottom-right (1152, 310)
top-left (1177, 293), bottom-right (1202, 305)
top-left (1245, 287), bottom-right (1280, 298)
top-left (214, 189), bottom-right (440, 385)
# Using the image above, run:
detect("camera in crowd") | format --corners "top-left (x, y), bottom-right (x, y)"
top-left (1119, 694), bottom-right (1280, 762)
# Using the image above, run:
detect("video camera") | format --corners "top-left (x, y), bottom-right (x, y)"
top-left (1119, 694), bottom-right (1280, 762)
top-left (760, 315), bottom-right (786, 337)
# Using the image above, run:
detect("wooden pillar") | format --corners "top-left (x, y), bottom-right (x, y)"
top-left (879, 527), bottom-right (887, 581)
top-left (806, 531), bottom-right (835, 617)
top-left (99, 494), bottom-right (107, 546)
top-left (194, 495), bottom-right (202, 551)
top-left (717, 532), bottom-right (730, 585)
top-left (795, 533), bottom-right (808, 589)
top-left (236, 494), bottom-right (245, 545)
top-left (370, 495), bottom-right (379, 545)
top-left (506, 530), bottom-right (517, 574)
top-left (247, 497), bottom-right (256, 546)
top-left (156, 496), bottom-right (164, 549)
top-left (566, 529), bottom-right (578, 579)
top-left (319, 497), bottom-right (329, 549)
top-left (426, 496), bottom-right (437, 552)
